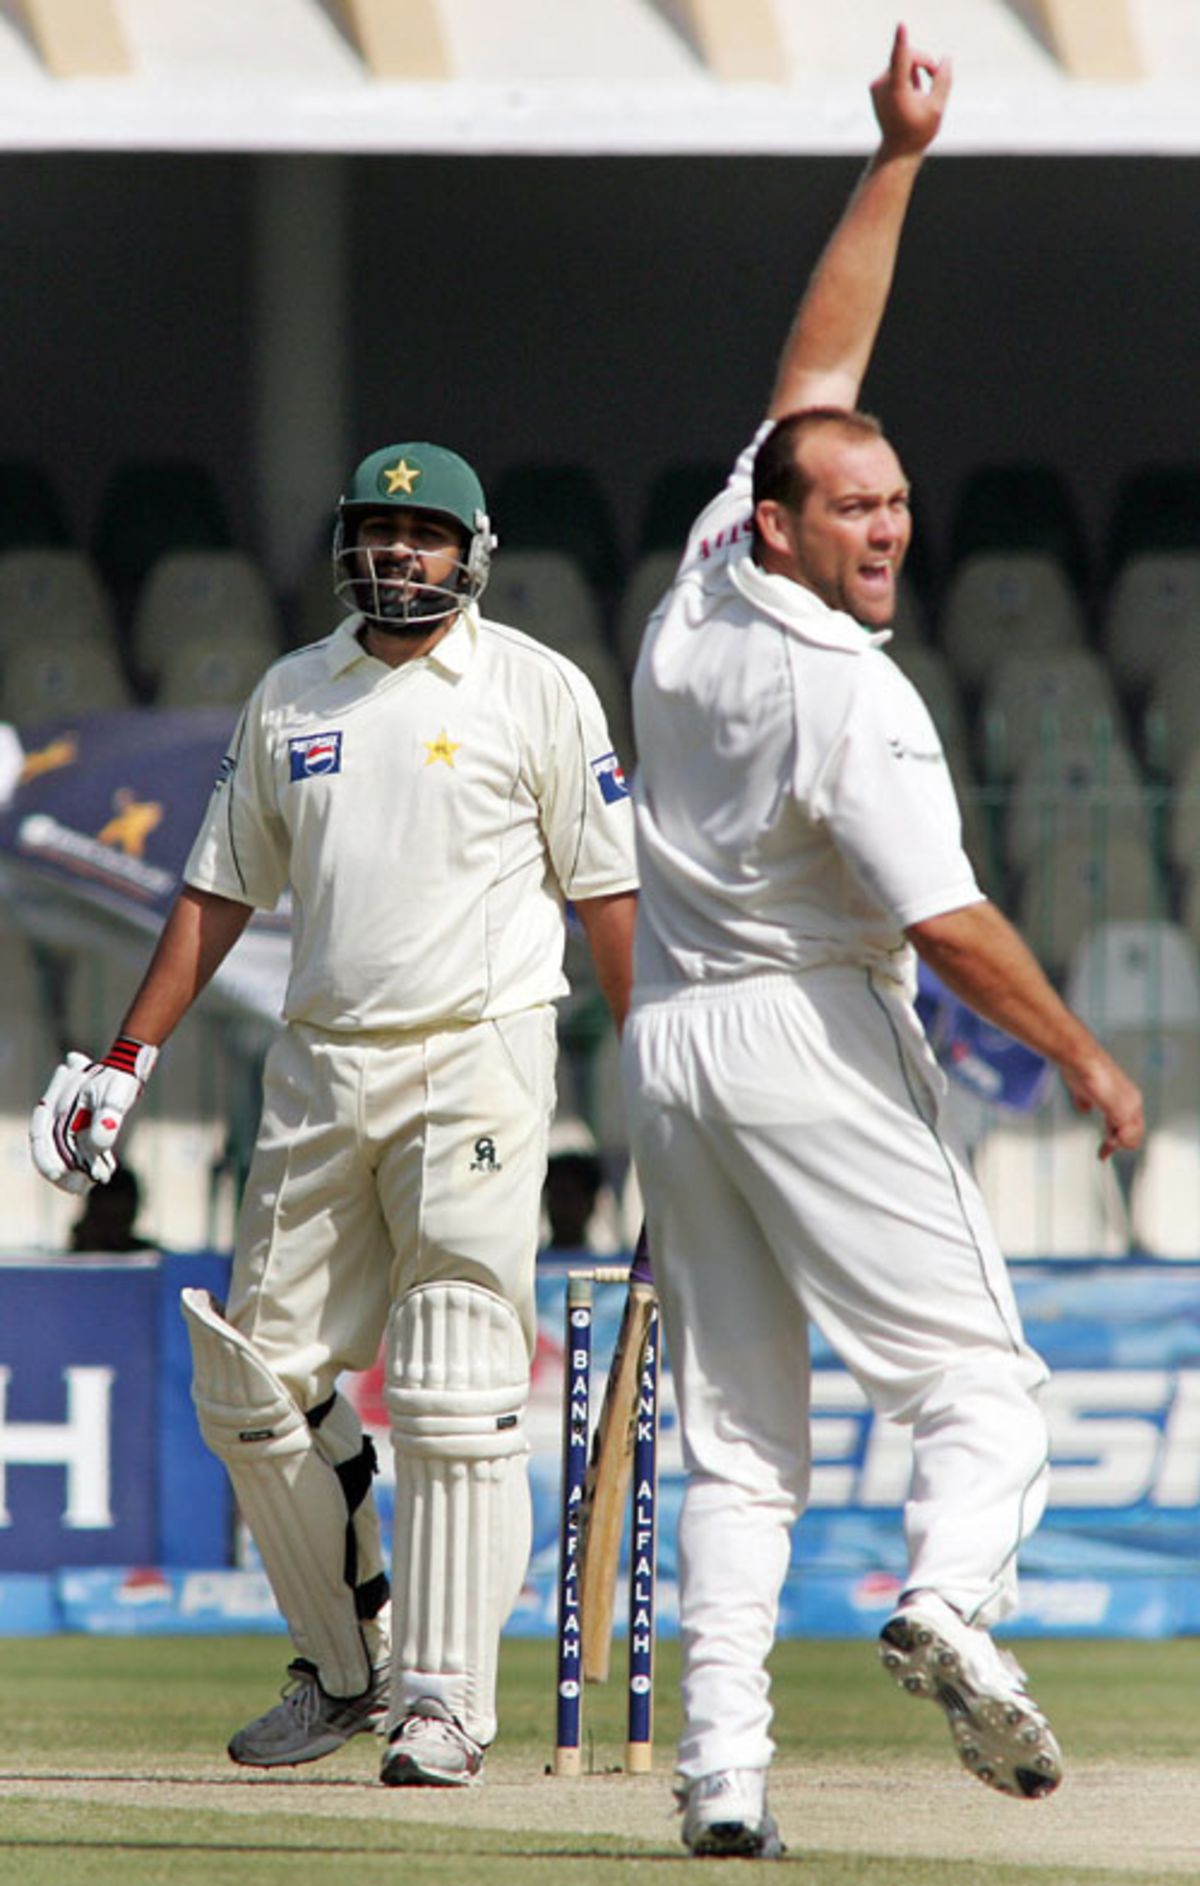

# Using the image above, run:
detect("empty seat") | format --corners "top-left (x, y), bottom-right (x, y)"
top-left (1167, 743), bottom-right (1200, 876)
top-left (1066, 920), bottom-right (1200, 1036)
top-left (890, 573), bottom-right (930, 644)
top-left (613, 549), bottom-right (679, 678)
top-left (636, 461), bottom-right (729, 556)
top-left (154, 631), bottom-right (276, 709)
top-left (0, 637), bottom-right (133, 724)
top-left (938, 551), bottom-right (1087, 692)
top-left (972, 1112), bottom-right (1130, 1258)
top-left (1004, 736), bottom-right (1151, 875)
top-left (1130, 1121), bottom-right (1200, 1259)
top-left (888, 643), bottom-right (971, 770)
top-left (483, 549), bottom-right (607, 660)
top-left (1142, 653), bottom-right (1200, 780)
top-left (1104, 1027), bottom-right (1200, 1133)
top-left (947, 464), bottom-right (1090, 593)
top-left (1100, 551), bottom-right (1200, 695)
top-left (290, 545), bottom-right (345, 647)
top-left (131, 550), bottom-right (282, 680)
top-left (491, 463), bottom-right (622, 596)
top-left (0, 548), bottom-right (118, 657)
top-left (1106, 463), bottom-right (1200, 577)
top-left (92, 458), bottom-right (231, 600)
top-left (564, 640), bottom-right (634, 768)
top-left (0, 460), bottom-right (71, 553)
top-left (1015, 833), bottom-right (1166, 976)
top-left (979, 648), bottom-right (1123, 780)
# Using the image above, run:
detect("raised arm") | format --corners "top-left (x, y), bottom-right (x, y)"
top-left (768, 24), bottom-right (951, 422)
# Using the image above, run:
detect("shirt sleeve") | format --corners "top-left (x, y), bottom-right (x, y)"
top-left (183, 689), bottom-right (291, 910)
top-left (537, 659), bottom-right (639, 902)
top-left (811, 653), bottom-right (984, 928)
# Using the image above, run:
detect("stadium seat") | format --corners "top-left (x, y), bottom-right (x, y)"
top-left (978, 648), bottom-right (1123, 780)
top-left (564, 640), bottom-right (634, 767)
top-left (130, 549), bottom-right (282, 681)
top-left (1104, 1026), bottom-right (1200, 1136)
top-left (482, 548), bottom-right (607, 660)
top-left (946, 463), bottom-right (1090, 594)
top-left (887, 643), bottom-right (971, 771)
top-left (972, 1110), bottom-right (1130, 1259)
top-left (290, 544), bottom-right (345, 646)
top-left (1141, 653), bottom-right (1200, 780)
top-left (1167, 743), bottom-right (1200, 878)
top-left (153, 629), bottom-right (276, 709)
top-left (1066, 920), bottom-right (1200, 1036)
top-left (1015, 833), bottom-right (1166, 977)
top-left (1003, 736), bottom-right (1151, 877)
top-left (491, 463), bottom-right (623, 597)
top-left (0, 460), bottom-right (71, 553)
top-left (1130, 1122), bottom-right (1200, 1259)
top-left (91, 458), bottom-right (232, 601)
top-left (938, 551), bottom-right (1087, 693)
top-left (1099, 551), bottom-right (1200, 696)
top-left (0, 548), bottom-right (118, 658)
top-left (0, 637), bottom-right (133, 724)
top-left (0, 927), bottom-right (80, 1252)
top-left (890, 572), bottom-right (930, 644)
top-left (613, 548), bottom-right (678, 677)
top-left (635, 460), bottom-right (729, 556)
top-left (1105, 462), bottom-right (1200, 577)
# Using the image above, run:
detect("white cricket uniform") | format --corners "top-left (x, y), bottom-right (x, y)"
top-left (622, 437), bottom-right (1051, 1781)
top-left (185, 605), bottom-right (637, 1403)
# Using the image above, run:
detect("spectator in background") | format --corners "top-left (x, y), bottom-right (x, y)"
top-left (540, 1115), bottom-right (620, 1257)
top-left (69, 1162), bottom-right (154, 1253)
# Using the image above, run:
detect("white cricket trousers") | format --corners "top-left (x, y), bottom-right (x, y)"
top-left (228, 1009), bottom-right (557, 1405)
top-left (621, 967), bottom-right (1050, 1781)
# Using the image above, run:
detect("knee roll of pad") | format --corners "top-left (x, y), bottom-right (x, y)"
top-left (386, 1280), bottom-right (529, 1462)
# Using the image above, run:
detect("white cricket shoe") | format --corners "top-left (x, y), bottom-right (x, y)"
top-left (380, 1697), bottom-right (485, 1787)
top-left (879, 1591), bottom-right (1063, 1800)
top-left (676, 1768), bottom-right (785, 1859)
top-left (228, 1657), bottom-right (388, 1767)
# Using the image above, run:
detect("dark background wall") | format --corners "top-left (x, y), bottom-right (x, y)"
top-left (1, 150), bottom-right (1196, 606)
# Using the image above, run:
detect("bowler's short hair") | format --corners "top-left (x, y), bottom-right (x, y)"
top-left (752, 408), bottom-right (886, 541)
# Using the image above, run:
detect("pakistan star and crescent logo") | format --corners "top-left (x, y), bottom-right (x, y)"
top-left (423, 730), bottom-right (461, 768)
top-left (382, 458), bottom-right (421, 496)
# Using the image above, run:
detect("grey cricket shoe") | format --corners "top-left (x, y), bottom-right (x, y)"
top-left (676, 1768), bottom-right (785, 1859)
top-left (380, 1696), bottom-right (485, 1787)
top-left (228, 1657), bottom-right (388, 1768)
top-left (879, 1591), bottom-right (1063, 1800)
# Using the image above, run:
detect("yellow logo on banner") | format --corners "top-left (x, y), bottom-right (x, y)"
top-left (19, 734), bottom-right (78, 783)
top-left (98, 789), bottom-right (164, 857)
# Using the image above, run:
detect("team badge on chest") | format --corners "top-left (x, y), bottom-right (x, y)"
top-left (289, 731), bottom-right (343, 780)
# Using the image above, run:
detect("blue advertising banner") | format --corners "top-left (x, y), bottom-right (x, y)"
top-left (3, 1254), bottom-right (1200, 1637)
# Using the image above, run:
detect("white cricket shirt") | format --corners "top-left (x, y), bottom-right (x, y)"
top-left (185, 607), bottom-right (638, 1030)
top-left (631, 434), bottom-right (983, 989)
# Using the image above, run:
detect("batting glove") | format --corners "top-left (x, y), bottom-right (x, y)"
top-left (30, 1035), bottom-right (159, 1192)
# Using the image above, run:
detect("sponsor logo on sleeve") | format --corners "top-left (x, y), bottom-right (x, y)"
top-left (289, 731), bottom-right (343, 781)
top-left (590, 751), bottom-right (629, 805)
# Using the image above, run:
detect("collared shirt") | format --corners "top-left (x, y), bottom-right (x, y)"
top-left (185, 607), bottom-right (637, 1030)
top-left (630, 433), bottom-right (983, 991)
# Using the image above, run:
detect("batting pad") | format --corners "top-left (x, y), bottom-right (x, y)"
top-left (182, 1288), bottom-right (381, 1699)
top-left (386, 1281), bottom-right (532, 1746)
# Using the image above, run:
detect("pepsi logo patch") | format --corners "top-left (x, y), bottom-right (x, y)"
top-left (590, 751), bottom-right (629, 805)
top-left (289, 731), bottom-right (343, 781)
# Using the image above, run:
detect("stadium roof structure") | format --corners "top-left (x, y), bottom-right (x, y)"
top-left (3, 0), bottom-right (1200, 155)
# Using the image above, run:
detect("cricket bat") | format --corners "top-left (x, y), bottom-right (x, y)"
top-left (578, 1227), bottom-right (656, 1684)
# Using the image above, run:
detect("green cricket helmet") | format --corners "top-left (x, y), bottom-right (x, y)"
top-left (333, 441), bottom-right (496, 628)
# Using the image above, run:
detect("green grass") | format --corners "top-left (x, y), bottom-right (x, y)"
top-left (0, 1635), bottom-right (1197, 1884)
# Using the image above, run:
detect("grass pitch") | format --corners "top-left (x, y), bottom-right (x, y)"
top-left (1, 1634), bottom-right (1198, 1884)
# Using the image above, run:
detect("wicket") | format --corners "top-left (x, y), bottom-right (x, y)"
top-left (554, 1264), bottom-right (661, 1776)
